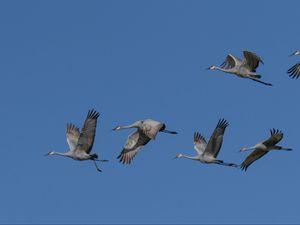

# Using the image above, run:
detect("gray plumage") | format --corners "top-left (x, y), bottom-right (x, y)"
top-left (208, 50), bottom-right (272, 86)
top-left (46, 109), bottom-right (108, 172)
top-left (240, 129), bottom-right (292, 171)
top-left (113, 119), bottom-right (177, 164)
top-left (175, 119), bottom-right (237, 167)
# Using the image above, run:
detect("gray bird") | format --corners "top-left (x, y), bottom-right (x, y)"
top-left (239, 129), bottom-right (292, 171)
top-left (208, 50), bottom-right (272, 86)
top-left (45, 109), bottom-right (108, 172)
top-left (174, 119), bottom-right (237, 167)
top-left (113, 119), bottom-right (177, 164)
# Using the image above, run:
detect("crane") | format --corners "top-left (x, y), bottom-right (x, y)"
top-left (45, 109), bottom-right (108, 172)
top-left (113, 119), bottom-right (177, 164)
top-left (174, 119), bottom-right (237, 167)
top-left (207, 50), bottom-right (272, 86)
top-left (239, 129), bottom-right (292, 171)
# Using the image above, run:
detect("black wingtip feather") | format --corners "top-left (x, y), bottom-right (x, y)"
top-left (270, 128), bottom-right (282, 136)
top-left (87, 109), bottom-right (100, 119)
top-left (216, 118), bottom-right (229, 129)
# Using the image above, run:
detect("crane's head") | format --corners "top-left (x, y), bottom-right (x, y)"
top-left (173, 153), bottom-right (183, 159)
top-left (290, 51), bottom-right (300, 56)
top-left (207, 65), bottom-right (217, 70)
top-left (45, 151), bottom-right (55, 156)
top-left (112, 125), bottom-right (121, 131)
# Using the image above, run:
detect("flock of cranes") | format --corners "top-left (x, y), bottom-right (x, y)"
top-left (46, 50), bottom-right (296, 172)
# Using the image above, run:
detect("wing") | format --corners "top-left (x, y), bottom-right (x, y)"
top-left (262, 129), bottom-right (283, 147)
top-left (66, 123), bottom-right (80, 152)
top-left (76, 109), bottom-right (100, 154)
top-left (141, 119), bottom-right (164, 140)
top-left (117, 130), bottom-right (151, 164)
top-left (204, 119), bottom-right (229, 158)
top-left (240, 149), bottom-right (268, 171)
top-left (220, 54), bottom-right (242, 69)
top-left (287, 62), bottom-right (300, 79)
top-left (193, 132), bottom-right (207, 155)
top-left (242, 51), bottom-right (264, 72)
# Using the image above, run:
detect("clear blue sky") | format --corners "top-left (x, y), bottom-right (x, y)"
top-left (0, 0), bottom-right (299, 224)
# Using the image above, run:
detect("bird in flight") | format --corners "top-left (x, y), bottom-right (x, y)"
top-left (207, 50), bottom-right (272, 86)
top-left (113, 119), bottom-right (177, 164)
top-left (239, 129), bottom-right (292, 171)
top-left (174, 119), bottom-right (237, 167)
top-left (45, 109), bottom-right (108, 172)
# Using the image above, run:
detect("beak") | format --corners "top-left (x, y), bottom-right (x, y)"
top-left (206, 67), bottom-right (211, 70)
top-left (45, 153), bottom-right (49, 156)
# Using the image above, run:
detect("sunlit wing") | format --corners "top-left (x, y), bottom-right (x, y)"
top-left (117, 130), bottom-right (151, 164)
top-left (76, 109), bottom-right (100, 154)
top-left (193, 132), bottom-right (207, 155)
top-left (66, 123), bottom-right (80, 151)
top-left (204, 119), bottom-right (229, 158)
top-left (220, 54), bottom-right (241, 69)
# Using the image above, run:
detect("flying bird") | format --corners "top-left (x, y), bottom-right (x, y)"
top-left (45, 109), bottom-right (108, 172)
top-left (113, 119), bottom-right (177, 164)
top-left (239, 129), bottom-right (292, 171)
top-left (207, 50), bottom-right (272, 86)
top-left (174, 119), bottom-right (237, 167)
top-left (287, 50), bottom-right (300, 79)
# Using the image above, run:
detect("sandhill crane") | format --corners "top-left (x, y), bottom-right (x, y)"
top-left (207, 50), bottom-right (272, 86)
top-left (113, 119), bottom-right (177, 164)
top-left (45, 109), bottom-right (108, 172)
top-left (239, 129), bottom-right (292, 171)
top-left (174, 119), bottom-right (237, 167)
top-left (287, 50), bottom-right (300, 79)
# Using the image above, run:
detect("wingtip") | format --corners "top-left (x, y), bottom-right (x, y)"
top-left (87, 109), bottom-right (100, 119)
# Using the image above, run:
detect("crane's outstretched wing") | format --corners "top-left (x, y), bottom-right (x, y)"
top-left (240, 149), bottom-right (268, 171)
top-left (76, 109), bottom-right (100, 154)
top-left (287, 62), bottom-right (300, 79)
top-left (243, 51), bottom-right (264, 72)
top-left (204, 119), bottom-right (229, 158)
top-left (142, 119), bottom-right (164, 140)
top-left (117, 130), bottom-right (151, 164)
top-left (193, 132), bottom-right (207, 155)
top-left (262, 129), bottom-right (283, 148)
top-left (220, 54), bottom-right (241, 69)
top-left (66, 123), bottom-right (80, 151)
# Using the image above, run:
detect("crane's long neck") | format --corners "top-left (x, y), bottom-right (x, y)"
top-left (118, 122), bottom-right (140, 130)
top-left (179, 154), bottom-right (199, 161)
top-left (240, 146), bottom-right (256, 152)
top-left (50, 151), bottom-right (72, 158)
top-left (215, 66), bottom-right (232, 73)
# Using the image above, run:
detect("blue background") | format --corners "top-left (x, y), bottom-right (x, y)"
top-left (0, 0), bottom-right (299, 224)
